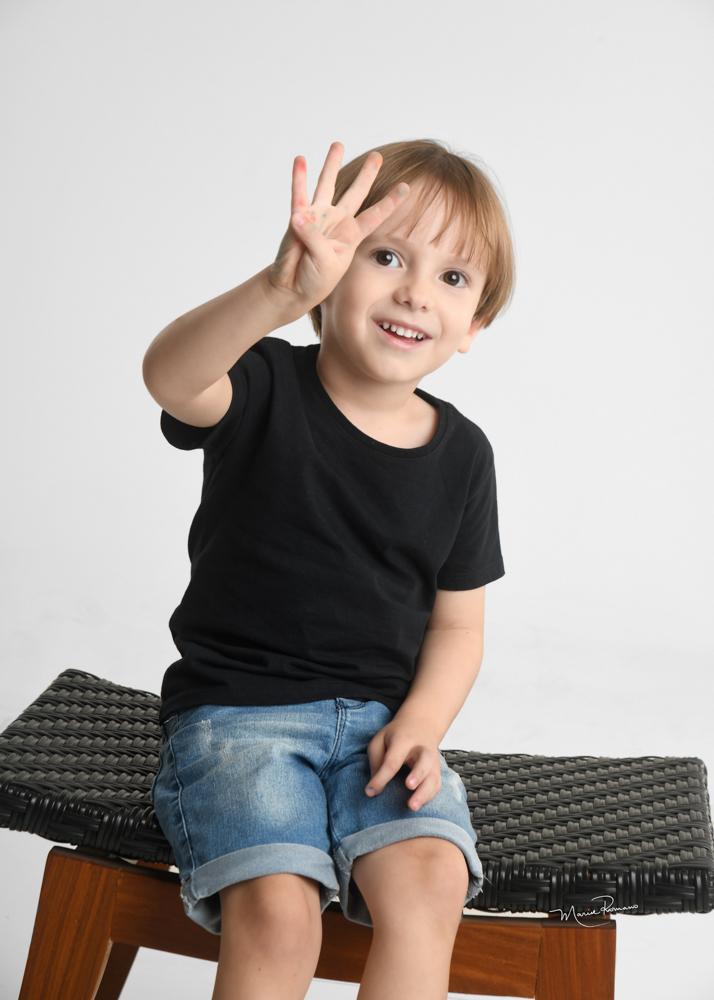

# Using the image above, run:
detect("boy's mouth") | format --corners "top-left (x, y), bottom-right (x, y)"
top-left (373, 319), bottom-right (431, 349)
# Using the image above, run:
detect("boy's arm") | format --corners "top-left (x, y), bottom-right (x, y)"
top-left (142, 144), bottom-right (411, 422)
top-left (392, 586), bottom-right (486, 746)
top-left (142, 264), bottom-right (303, 415)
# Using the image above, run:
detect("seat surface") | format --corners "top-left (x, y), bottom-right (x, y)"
top-left (1, 669), bottom-right (712, 915)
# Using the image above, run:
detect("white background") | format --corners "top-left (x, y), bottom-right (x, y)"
top-left (2, 1), bottom-right (713, 997)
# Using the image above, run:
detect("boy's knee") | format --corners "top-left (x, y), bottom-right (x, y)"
top-left (220, 872), bottom-right (323, 951)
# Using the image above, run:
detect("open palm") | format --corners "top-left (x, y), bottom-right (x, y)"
top-left (268, 141), bottom-right (409, 311)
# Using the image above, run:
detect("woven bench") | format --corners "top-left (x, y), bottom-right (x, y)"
top-left (2, 669), bottom-right (713, 999)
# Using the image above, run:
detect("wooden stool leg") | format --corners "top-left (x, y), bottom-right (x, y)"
top-left (536, 919), bottom-right (616, 1000)
top-left (95, 942), bottom-right (139, 999)
top-left (20, 847), bottom-right (124, 1000)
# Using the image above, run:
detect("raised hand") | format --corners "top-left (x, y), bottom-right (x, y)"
top-left (267, 141), bottom-right (409, 314)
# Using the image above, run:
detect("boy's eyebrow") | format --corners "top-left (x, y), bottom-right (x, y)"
top-left (364, 233), bottom-right (479, 272)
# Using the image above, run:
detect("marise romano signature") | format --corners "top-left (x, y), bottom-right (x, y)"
top-left (549, 894), bottom-right (639, 926)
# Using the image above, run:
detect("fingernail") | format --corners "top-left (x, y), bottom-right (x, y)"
top-left (397, 183), bottom-right (409, 196)
top-left (294, 214), bottom-right (304, 226)
top-left (366, 786), bottom-right (375, 795)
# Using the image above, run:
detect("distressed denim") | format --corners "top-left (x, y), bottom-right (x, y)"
top-left (151, 698), bottom-right (483, 935)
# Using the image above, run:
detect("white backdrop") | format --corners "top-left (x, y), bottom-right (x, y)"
top-left (2, 1), bottom-right (713, 997)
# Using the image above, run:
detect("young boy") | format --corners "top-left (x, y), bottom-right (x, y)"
top-left (144, 138), bottom-right (513, 1000)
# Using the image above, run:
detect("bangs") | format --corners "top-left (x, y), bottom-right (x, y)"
top-left (383, 176), bottom-right (491, 274)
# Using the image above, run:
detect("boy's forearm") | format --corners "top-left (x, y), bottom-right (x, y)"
top-left (142, 265), bottom-right (303, 402)
top-left (393, 627), bottom-right (484, 745)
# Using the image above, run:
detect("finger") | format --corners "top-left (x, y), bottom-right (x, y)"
top-left (408, 776), bottom-right (440, 811)
top-left (353, 182), bottom-right (409, 242)
top-left (337, 150), bottom-right (385, 219)
top-left (365, 755), bottom-right (403, 796)
top-left (405, 755), bottom-right (428, 796)
top-left (292, 155), bottom-right (310, 217)
top-left (311, 140), bottom-right (344, 207)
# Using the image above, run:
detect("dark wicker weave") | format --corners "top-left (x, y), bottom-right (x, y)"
top-left (1, 668), bottom-right (712, 917)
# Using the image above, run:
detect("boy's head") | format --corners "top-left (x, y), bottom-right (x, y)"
top-left (309, 138), bottom-right (515, 385)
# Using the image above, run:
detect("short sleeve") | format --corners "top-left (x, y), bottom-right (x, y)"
top-left (436, 439), bottom-right (505, 590)
top-left (159, 350), bottom-right (252, 455)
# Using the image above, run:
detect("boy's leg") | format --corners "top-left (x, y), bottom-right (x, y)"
top-left (351, 837), bottom-right (469, 1000)
top-left (212, 873), bottom-right (324, 1000)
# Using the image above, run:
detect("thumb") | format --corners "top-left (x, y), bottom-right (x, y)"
top-left (290, 211), bottom-right (331, 262)
top-left (291, 209), bottom-right (321, 239)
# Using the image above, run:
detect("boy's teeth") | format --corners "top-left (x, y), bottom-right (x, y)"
top-left (378, 321), bottom-right (424, 341)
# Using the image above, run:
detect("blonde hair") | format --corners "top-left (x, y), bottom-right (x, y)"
top-left (309, 138), bottom-right (515, 339)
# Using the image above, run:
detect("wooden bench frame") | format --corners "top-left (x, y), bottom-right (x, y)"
top-left (19, 846), bottom-right (616, 999)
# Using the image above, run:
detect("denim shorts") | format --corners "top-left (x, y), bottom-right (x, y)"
top-left (150, 698), bottom-right (484, 935)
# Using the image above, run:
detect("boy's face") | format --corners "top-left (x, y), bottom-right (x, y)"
top-left (319, 181), bottom-right (489, 387)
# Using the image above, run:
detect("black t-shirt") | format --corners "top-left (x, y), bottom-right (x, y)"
top-left (157, 335), bottom-right (505, 724)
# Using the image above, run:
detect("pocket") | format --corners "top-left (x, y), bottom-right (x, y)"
top-left (162, 705), bottom-right (208, 740)
top-left (162, 713), bottom-right (181, 740)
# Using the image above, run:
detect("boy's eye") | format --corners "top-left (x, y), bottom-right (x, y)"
top-left (370, 248), bottom-right (469, 288)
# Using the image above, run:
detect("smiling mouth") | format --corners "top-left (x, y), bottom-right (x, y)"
top-left (374, 319), bottom-right (430, 348)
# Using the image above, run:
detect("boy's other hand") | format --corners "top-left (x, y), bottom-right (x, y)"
top-left (364, 718), bottom-right (441, 812)
top-left (267, 140), bottom-right (409, 316)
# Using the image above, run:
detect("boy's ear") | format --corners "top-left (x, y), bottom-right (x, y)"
top-left (457, 316), bottom-right (487, 354)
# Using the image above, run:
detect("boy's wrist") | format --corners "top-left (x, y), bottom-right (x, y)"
top-left (259, 264), bottom-right (316, 328)
top-left (391, 702), bottom-right (445, 746)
